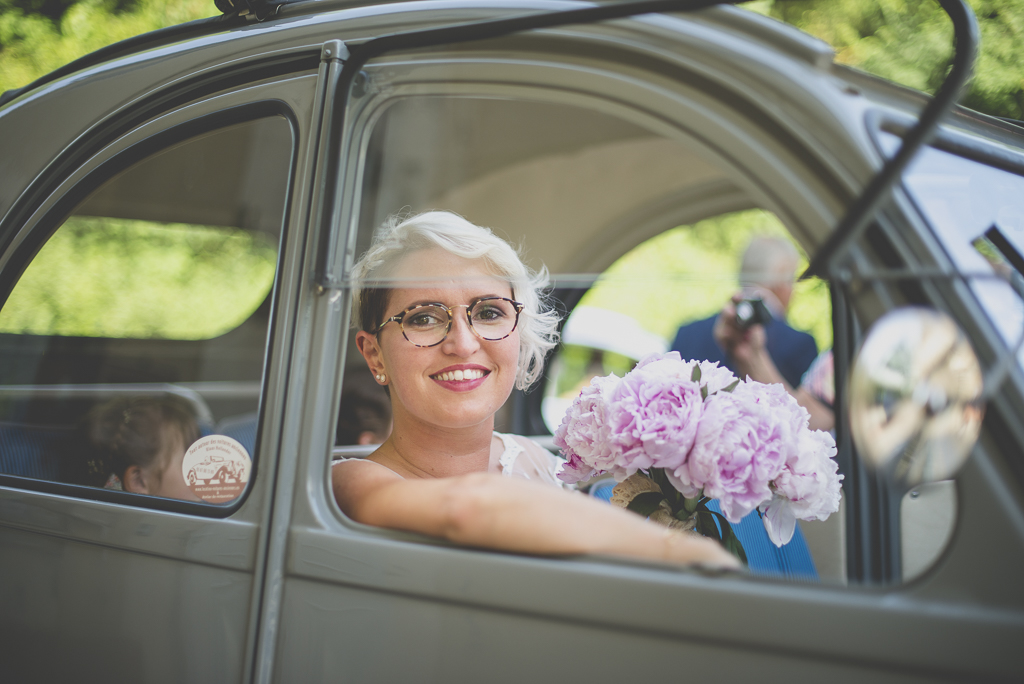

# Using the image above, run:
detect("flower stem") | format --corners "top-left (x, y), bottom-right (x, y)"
top-left (683, 494), bottom-right (701, 515)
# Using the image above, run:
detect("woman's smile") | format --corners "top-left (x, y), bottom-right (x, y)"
top-left (430, 364), bottom-right (491, 391)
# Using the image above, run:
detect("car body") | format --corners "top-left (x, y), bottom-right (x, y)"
top-left (1, 1), bottom-right (1023, 681)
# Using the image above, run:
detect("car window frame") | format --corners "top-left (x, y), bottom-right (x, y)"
top-left (0, 95), bottom-right (301, 519)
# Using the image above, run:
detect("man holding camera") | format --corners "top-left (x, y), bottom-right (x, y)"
top-left (670, 235), bottom-right (818, 389)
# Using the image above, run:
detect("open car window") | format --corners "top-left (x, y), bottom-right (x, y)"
top-left (334, 91), bottom-right (860, 583)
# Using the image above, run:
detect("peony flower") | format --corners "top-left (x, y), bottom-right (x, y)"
top-left (761, 428), bottom-right (843, 546)
top-left (635, 352), bottom-right (738, 396)
top-left (601, 360), bottom-right (705, 477)
top-left (553, 374), bottom-right (620, 480)
top-left (557, 450), bottom-right (598, 484)
top-left (555, 350), bottom-right (844, 553)
top-left (674, 381), bottom-right (806, 522)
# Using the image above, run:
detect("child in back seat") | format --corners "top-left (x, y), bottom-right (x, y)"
top-left (74, 395), bottom-right (202, 501)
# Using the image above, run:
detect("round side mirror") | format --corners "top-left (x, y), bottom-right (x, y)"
top-left (849, 307), bottom-right (984, 488)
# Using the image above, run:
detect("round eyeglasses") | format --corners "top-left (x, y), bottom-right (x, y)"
top-left (374, 297), bottom-right (525, 347)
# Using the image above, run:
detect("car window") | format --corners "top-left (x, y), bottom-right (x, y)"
top-left (336, 92), bottom-right (848, 583)
top-left (0, 116), bottom-right (292, 509)
top-left (892, 133), bottom-right (1024, 363)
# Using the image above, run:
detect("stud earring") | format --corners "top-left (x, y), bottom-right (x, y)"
top-left (376, 373), bottom-right (387, 383)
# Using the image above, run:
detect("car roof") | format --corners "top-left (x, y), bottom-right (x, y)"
top-left (2, 0), bottom-right (1021, 248)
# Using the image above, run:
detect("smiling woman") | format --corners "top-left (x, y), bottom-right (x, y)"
top-left (331, 212), bottom-right (738, 568)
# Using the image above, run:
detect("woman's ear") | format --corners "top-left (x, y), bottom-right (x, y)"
top-left (122, 465), bottom-right (150, 494)
top-left (355, 330), bottom-right (386, 378)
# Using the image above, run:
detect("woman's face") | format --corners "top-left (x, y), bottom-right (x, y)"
top-left (361, 247), bottom-right (520, 431)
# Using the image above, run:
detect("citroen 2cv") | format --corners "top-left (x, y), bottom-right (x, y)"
top-left (1, 0), bottom-right (1022, 681)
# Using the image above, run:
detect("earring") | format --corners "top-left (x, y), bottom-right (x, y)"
top-left (376, 373), bottom-right (387, 383)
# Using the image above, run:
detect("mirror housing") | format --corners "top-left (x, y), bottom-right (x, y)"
top-left (849, 307), bottom-right (984, 488)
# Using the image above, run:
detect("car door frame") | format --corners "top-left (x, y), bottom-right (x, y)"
top-left (0, 65), bottom-right (321, 683)
top-left (269, 18), bottom-right (1024, 681)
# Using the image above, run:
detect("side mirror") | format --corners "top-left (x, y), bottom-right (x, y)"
top-left (849, 307), bottom-right (984, 488)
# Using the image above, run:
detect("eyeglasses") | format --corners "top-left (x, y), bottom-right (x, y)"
top-left (374, 297), bottom-right (525, 347)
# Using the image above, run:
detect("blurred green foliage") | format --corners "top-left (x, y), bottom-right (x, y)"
top-left (0, 217), bottom-right (277, 338)
top-left (1, 0), bottom-right (1020, 119)
top-left (579, 209), bottom-right (833, 352)
top-left (0, 0), bottom-right (211, 94)
top-left (750, 0), bottom-right (1024, 119)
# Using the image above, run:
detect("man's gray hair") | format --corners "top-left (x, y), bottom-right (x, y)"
top-left (739, 236), bottom-right (799, 288)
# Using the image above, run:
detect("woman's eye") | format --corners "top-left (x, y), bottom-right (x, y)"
top-left (473, 305), bottom-right (507, 322)
top-left (406, 310), bottom-right (445, 328)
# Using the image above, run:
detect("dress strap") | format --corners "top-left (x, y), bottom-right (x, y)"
top-left (494, 431), bottom-right (523, 478)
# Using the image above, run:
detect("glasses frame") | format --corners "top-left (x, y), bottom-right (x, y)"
top-left (374, 296), bottom-right (525, 348)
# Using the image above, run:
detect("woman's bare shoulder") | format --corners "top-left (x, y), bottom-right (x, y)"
top-left (331, 458), bottom-right (404, 518)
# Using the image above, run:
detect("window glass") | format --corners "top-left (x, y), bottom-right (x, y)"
top-left (893, 133), bottom-right (1024, 364)
top-left (0, 116), bottom-right (292, 507)
top-left (0, 217), bottom-right (276, 339)
top-left (337, 93), bottom-right (846, 583)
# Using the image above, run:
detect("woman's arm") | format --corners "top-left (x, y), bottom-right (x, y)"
top-left (332, 460), bottom-right (739, 568)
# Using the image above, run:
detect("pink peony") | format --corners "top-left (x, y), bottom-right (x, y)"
top-left (761, 429), bottom-right (843, 546)
top-left (635, 352), bottom-right (738, 395)
top-left (601, 360), bottom-right (706, 477)
top-left (557, 450), bottom-right (598, 485)
top-left (553, 374), bottom-right (620, 482)
top-left (673, 382), bottom-right (806, 522)
top-left (554, 351), bottom-right (842, 548)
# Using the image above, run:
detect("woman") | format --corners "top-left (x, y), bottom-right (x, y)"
top-left (332, 211), bottom-right (737, 568)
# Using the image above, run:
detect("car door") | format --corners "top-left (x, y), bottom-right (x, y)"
top-left (0, 46), bottom-right (320, 682)
top-left (270, 8), bottom-right (1023, 682)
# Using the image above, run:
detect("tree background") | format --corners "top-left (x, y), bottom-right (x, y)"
top-left (2, 0), bottom-right (1022, 117)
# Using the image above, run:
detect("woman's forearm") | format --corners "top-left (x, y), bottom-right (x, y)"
top-left (350, 471), bottom-right (738, 568)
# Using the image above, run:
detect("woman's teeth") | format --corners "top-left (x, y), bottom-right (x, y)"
top-left (434, 369), bottom-right (486, 382)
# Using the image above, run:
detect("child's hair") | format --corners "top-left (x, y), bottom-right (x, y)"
top-left (351, 211), bottom-right (560, 390)
top-left (335, 370), bottom-right (392, 446)
top-left (79, 395), bottom-right (200, 488)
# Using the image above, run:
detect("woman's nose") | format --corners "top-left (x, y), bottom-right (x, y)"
top-left (442, 310), bottom-right (480, 356)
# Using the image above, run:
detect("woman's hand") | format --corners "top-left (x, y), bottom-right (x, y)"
top-left (333, 460), bottom-right (740, 570)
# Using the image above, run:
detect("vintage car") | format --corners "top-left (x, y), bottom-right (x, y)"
top-left (187, 453), bottom-right (243, 485)
top-left (1, 0), bottom-right (1022, 681)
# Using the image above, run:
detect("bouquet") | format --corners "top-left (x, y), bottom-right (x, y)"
top-left (554, 352), bottom-right (842, 562)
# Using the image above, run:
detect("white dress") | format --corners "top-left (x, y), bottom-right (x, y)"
top-left (491, 432), bottom-right (566, 487)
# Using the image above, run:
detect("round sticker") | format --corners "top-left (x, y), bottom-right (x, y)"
top-left (182, 435), bottom-right (251, 503)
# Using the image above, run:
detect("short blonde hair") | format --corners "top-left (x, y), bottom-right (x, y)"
top-left (352, 211), bottom-right (560, 390)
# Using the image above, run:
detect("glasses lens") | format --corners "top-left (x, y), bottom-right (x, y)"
top-left (469, 299), bottom-right (518, 340)
top-left (402, 305), bottom-right (450, 346)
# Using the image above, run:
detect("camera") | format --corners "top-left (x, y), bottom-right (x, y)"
top-left (734, 297), bottom-right (773, 330)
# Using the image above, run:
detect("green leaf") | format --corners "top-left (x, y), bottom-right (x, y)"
top-left (625, 491), bottom-right (666, 517)
top-left (707, 510), bottom-right (748, 565)
top-left (720, 379), bottom-right (740, 393)
top-left (691, 364), bottom-right (702, 382)
top-left (695, 510), bottom-right (721, 543)
top-left (700, 384), bottom-right (708, 401)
